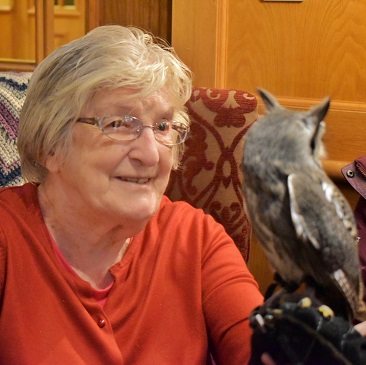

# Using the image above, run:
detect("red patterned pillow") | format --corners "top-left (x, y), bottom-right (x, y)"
top-left (165, 87), bottom-right (258, 260)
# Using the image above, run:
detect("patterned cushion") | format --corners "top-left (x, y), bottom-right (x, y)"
top-left (165, 87), bottom-right (258, 260)
top-left (0, 72), bottom-right (32, 187)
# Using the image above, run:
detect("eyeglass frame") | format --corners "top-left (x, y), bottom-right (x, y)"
top-left (76, 115), bottom-right (190, 146)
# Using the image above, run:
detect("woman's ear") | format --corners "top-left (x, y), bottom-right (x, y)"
top-left (44, 151), bottom-right (61, 173)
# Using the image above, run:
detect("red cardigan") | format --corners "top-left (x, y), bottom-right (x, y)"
top-left (0, 183), bottom-right (263, 364)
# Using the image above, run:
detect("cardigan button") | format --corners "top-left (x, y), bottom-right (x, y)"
top-left (97, 318), bottom-right (106, 328)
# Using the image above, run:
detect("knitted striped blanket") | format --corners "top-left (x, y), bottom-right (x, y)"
top-left (0, 72), bottom-right (32, 187)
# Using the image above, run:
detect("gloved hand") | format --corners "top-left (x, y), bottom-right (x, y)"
top-left (249, 291), bottom-right (366, 365)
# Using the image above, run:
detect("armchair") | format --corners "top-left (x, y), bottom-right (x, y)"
top-left (0, 73), bottom-right (258, 261)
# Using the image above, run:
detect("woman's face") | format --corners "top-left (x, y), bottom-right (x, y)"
top-left (45, 87), bottom-right (175, 229)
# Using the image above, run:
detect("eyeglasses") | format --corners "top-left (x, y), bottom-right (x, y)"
top-left (76, 115), bottom-right (189, 146)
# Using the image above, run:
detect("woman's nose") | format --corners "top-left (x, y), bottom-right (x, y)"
top-left (129, 127), bottom-right (160, 166)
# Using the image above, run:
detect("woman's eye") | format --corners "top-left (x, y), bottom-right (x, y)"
top-left (105, 118), bottom-right (129, 129)
top-left (156, 120), bottom-right (171, 132)
top-left (110, 120), bottom-right (123, 128)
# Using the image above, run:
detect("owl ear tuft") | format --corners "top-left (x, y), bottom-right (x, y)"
top-left (257, 88), bottom-right (281, 111)
top-left (308, 96), bottom-right (331, 122)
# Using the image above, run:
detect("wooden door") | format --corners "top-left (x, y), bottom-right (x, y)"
top-left (0, 0), bottom-right (86, 70)
top-left (0, 0), bottom-right (36, 62)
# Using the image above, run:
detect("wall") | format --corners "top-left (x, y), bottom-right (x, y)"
top-left (172, 0), bottom-right (366, 293)
top-left (0, 0), bottom-right (86, 66)
top-left (0, 0), bottom-right (171, 70)
top-left (95, 0), bottom-right (172, 43)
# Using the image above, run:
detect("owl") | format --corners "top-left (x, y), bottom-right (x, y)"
top-left (242, 88), bottom-right (366, 321)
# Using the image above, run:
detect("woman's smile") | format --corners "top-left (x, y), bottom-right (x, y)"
top-left (116, 176), bottom-right (151, 184)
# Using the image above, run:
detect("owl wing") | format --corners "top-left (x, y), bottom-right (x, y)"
top-left (288, 172), bottom-right (357, 254)
top-left (288, 172), bottom-right (363, 319)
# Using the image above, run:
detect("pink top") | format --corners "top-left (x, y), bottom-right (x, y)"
top-left (51, 236), bottom-right (114, 308)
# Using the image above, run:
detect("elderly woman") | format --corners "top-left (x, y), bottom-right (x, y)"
top-left (0, 25), bottom-right (263, 364)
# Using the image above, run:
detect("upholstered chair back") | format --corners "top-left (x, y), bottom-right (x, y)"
top-left (0, 74), bottom-right (258, 261)
top-left (165, 87), bottom-right (258, 260)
